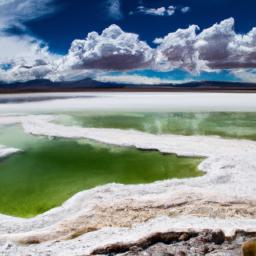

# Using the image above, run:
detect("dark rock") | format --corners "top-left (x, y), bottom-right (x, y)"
top-left (179, 233), bottom-right (190, 241)
top-left (211, 230), bottom-right (225, 245)
top-left (129, 246), bottom-right (142, 253)
top-left (96, 231), bottom-right (255, 256)
top-left (177, 251), bottom-right (186, 256)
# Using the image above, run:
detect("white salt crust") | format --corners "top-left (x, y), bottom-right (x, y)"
top-left (0, 115), bottom-right (256, 255)
top-left (0, 145), bottom-right (20, 159)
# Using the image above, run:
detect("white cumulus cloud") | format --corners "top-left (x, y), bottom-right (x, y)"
top-left (196, 18), bottom-right (256, 70)
top-left (0, 39), bottom-right (59, 82)
top-left (60, 24), bottom-right (154, 72)
top-left (154, 18), bottom-right (256, 75)
top-left (231, 69), bottom-right (256, 83)
top-left (132, 5), bottom-right (176, 16)
top-left (0, 0), bottom-right (55, 30)
top-left (95, 74), bottom-right (184, 85)
top-left (0, 0), bottom-right (59, 82)
top-left (2, 17), bottom-right (256, 83)
top-left (154, 25), bottom-right (205, 73)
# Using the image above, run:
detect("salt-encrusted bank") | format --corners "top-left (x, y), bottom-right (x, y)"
top-left (1, 115), bottom-right (256, 255)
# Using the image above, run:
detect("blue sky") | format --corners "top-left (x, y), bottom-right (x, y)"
top-left (24, 0), bottom-right (256, 54)
top-left (0, 0), bottom-right (256, 84)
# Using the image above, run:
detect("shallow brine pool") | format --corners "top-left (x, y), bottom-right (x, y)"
top-left (58, 112), bottom-right (256, 140)
top-left (1, 111), bottom-right (256, 218)
top-left (0, 124), bottom-right (202, 218)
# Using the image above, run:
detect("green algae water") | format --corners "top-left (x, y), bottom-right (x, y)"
top-left (60, 112), bottom-right (256, 140)
top-left (1, 111), bottom-right (255, 218)
top-left (0, 125), bottom-right (202, 218)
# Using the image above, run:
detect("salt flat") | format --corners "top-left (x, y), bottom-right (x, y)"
top-left (1, 92), bottom-right (256, 113)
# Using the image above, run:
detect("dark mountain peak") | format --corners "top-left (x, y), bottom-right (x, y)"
top-left (0, 79), bottom-right (256, 93)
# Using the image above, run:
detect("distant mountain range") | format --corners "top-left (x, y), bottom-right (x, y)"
top-left (0, 78), bottom-right (256, 93)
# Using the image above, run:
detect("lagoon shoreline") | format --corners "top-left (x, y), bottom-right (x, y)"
top-left (0, 114), bottom-right (256, 255)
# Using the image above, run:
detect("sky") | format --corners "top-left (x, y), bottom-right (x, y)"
top-left (0, 0), bottom-right (256, 84)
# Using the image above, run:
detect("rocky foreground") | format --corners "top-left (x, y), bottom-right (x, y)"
top-left (0, 115), bottom-right (256, 255)
top-left (113, 231), bottom-right (256, 256)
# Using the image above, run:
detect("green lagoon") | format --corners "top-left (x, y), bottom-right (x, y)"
top-left (0, 125), bottom-right (202, 218)
top-left (60, 112), bottom-right (256, 140)
top-left (1, 112), bottom-right (256, 218)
